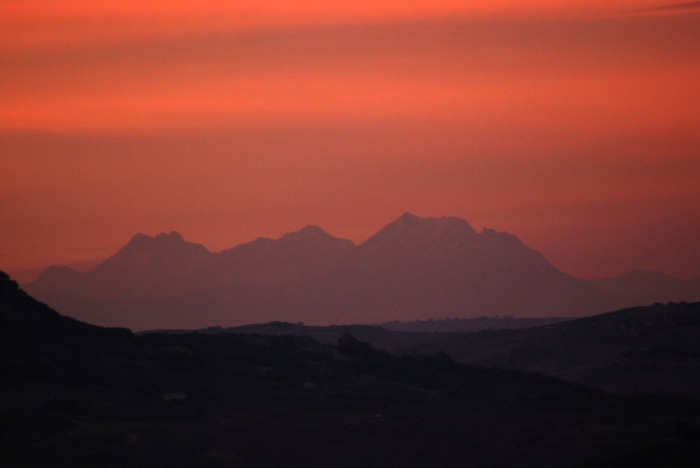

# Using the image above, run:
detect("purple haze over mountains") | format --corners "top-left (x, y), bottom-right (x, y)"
top-left (25, 213), bottom-right (700, 331)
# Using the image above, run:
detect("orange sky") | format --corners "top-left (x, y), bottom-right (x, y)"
top-left (2, 1), bottom-right (700, 281)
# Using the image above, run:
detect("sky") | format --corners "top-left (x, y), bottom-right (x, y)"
top-left (1, 1), bottom-right (700, 281)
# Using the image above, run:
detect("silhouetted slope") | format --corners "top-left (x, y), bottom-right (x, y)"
top-left (207, 321), bottom-right (458, 352)
top-left (381, 316), bottom-right (572, 332)
top-left (3, 276), bottom-right (700, 468)
top-left (0, 271), bottom-right (131, 349)
top-left (206, 318), bottom-right (575, 351)
top-left (401, 302), bottom-right (700, 398)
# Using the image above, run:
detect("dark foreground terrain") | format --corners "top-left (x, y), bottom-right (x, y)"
top-left (397, 302), bottom-right (700, 399)
top-left (2, 272), bottom-right (700, 467)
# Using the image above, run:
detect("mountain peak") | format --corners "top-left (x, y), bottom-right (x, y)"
top-left (121, 231), bottom-right (207, 254)
top-left (127, 231), bottom-right (186, 247)
top-left (361, 213), bottom-right (477, 249)
top-left (276, 225), bottom-right (355, 249)
top-left (95, 231), bottom-right (210, 273)
top-left (156, 231), bottom-right (184, 242)
top-left (398, 211), bottom-right (421, 223)
top-left (282, 225), bottom-right (332, 240)
top-left (397, 212), bottom-right (475, 231)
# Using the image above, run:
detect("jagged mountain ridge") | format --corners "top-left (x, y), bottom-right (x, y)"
top-left (216, 225), bottom-right (355, 286)
top-left (30, 231), bottom-right (215, 299)
top-left (0, 271), bottom-right (131, 348)
top-left (24, 213), bottom-right (700, 330)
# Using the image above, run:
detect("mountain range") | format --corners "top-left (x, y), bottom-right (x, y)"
top-left (25, 213), bottom-right (700, 331)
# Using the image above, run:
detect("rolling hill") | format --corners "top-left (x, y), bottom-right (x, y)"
top-left (4, 271), bottom-right (700, 468)
top-left (397, 301), bottom-right (700, 398)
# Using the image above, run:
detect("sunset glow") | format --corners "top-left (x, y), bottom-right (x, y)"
top-left (2, 1), bottom-right (699, 281)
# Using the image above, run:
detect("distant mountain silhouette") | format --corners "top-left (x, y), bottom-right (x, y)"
top-left (30, 231), bottom-right (214, 299)
top-left (24, 213), bottom-right (699, 330)
top-left (216, 225), bottom-right (354, 286)
top-left (340, 212), bottom-right (612, 324)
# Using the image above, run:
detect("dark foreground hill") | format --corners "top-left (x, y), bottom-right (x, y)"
top-left (179, 304), bottom-right (700, 399)
top-left (3, 272), bottom-right (700, 467)
top-left (397, 302), bottom-right (700, 399)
